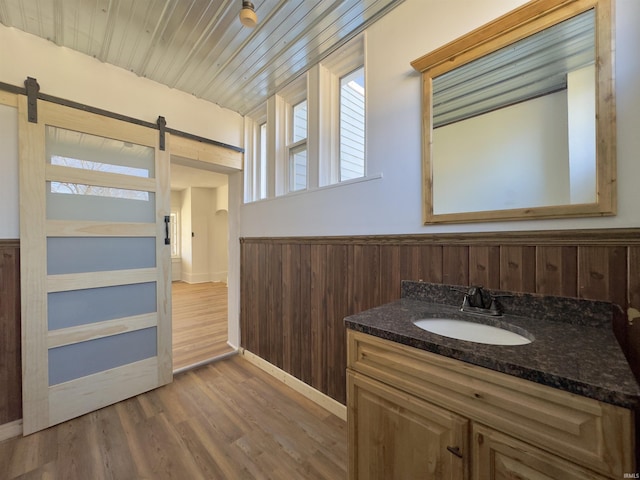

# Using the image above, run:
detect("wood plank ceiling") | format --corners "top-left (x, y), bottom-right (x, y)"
top-left (0, 0), bottom-right (404, 115)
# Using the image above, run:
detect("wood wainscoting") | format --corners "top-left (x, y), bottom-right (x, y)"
top-left (240, 229), bottom-right (640, 406)
top-left (0, 240), bottom-right (21, 428)
top-left (2, 231), bottom-right (639, 431)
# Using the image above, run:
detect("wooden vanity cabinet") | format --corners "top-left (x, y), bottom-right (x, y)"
top-left (472, 424), bottom-right (607, 480)
top-left (348, 371), bottom-right (468, 479)
top-left (346, 330), bottom-right (635, 480)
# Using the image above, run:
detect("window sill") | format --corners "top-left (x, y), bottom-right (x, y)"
top-left (244, 173), bottom-right (383, 205)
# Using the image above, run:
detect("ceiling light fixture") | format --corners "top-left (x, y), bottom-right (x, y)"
top-left (239, 1), bottom-right (258, 28)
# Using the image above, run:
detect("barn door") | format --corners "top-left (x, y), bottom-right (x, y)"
top-left (19, 97), bottom-right (172, 434)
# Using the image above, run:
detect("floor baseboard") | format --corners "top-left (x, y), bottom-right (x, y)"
top-left (240, 349), bottom-right (347, 421)
top-left (0, 419), bottom-right (23, 441)
top-left (173, 349), bottom-right (238, 375)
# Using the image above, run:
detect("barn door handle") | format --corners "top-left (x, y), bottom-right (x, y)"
top-left (164, 216), bottom-right (170, 245)
top-left (446, 446), bottom-right (463, 458)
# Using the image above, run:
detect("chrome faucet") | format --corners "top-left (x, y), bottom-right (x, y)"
top-left (455, 285), bottom-right (502, 316)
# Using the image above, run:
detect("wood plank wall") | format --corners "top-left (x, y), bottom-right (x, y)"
top-left (0, 240), bottom-right (21, 425)
top-left (240, 229), bottom-right (640, 406)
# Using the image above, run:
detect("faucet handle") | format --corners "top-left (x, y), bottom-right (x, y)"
top-left (467, 286), bottom-right (486, 308)
top-left (456, 285), bottom-right (504, 316)
top-left (451, 285), bottom-right (487, 308)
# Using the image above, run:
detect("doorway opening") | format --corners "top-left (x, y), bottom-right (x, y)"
top-left (170, 158), bottom-right (235, 371)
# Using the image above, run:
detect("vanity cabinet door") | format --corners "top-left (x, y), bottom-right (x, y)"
top-left (348, 371), bottom-right (469, 480)
top-left (472, 424), bottom-right (607, 480)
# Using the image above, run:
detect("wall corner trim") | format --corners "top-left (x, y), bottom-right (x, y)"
top-left (240, 349), bottom-right (347, 421)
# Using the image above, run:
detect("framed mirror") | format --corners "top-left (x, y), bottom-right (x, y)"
top-left (411, 0), bottom-right (615, 224)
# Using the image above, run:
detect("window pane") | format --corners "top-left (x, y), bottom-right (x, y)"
top-left (293, 100), bottom-right (307, 142)
top-left (50, 182), bottom-right (149, 201)
top-left (47, 186), bottom-right (156, 222)
top-left (51, 156), bottom-right (150, 178)
top-left (46, 125), bottom-right (155, 220)
top-left (290, 146), bottom-right (307, 192)
top-left (340, 67), bottom-right (365, 181)
top-left (259, 122), bottom-right (267, 199)
top-left (46, 126), bottom-right (155, 176)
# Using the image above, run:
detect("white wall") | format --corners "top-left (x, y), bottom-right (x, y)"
top-left (0, 25), bottom-right (242, 145)
top-left (568, 65), bottom-right (597, 204)
top-left (209, 210), bottom-right (229, 283)
top-left (239, 0), bottom-right (640, 236)
top-left (178, 186), bottom-right (229, 284)
top-left (433, 91), bottom-right (570, 214)
top-left (188, 188), bottom-right (212, 283)
top-left (210, 186), bottom-right (229, 283)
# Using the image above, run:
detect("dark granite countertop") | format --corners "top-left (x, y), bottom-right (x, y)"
top-left (344, 281), bottom-right (640, 409)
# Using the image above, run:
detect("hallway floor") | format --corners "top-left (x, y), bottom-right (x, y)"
top-left (172, 281), bottom-right (235, 371)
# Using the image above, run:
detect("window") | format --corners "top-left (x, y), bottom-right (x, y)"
top-left (321, 34), bottom-right (366, 186)
top-left (339, 67), bottom-right (365, 181)
top-left (289, 100), bottom-right (308, 191)
top-left (276, 74), bottom-right (308, 195)
top-left (258, 122), bottom-right (267, 199)
top-left (244, 104), bottom-right (267, 203)
top-left (243, 34), bottom-right (366, 202)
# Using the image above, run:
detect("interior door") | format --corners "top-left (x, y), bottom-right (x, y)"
top-left (19, 97), bottom-right (172, 434)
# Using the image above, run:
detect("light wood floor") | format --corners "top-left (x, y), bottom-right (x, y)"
top-left (0, 356), bottom-right (347, 479)
top-left (172, 281), bottom-right (235, 371)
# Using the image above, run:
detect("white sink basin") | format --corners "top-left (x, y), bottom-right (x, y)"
top-left (413, 318), bottom-right (531, 345)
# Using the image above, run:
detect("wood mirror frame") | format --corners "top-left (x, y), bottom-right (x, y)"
top-left (411, 0), bottom-right (615, 224)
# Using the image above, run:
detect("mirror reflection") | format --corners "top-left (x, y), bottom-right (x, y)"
top-left (433, 10), bottom-right (595, 214)
top-left (411, 0), bottom-right (616, 224)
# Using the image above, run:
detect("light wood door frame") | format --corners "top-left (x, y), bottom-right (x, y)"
top-left (19, 97), bottom-right (172, 434)
top-left (169, 134), bottom-right (242, 365)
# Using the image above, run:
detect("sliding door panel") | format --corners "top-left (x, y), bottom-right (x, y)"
top-left (20, 98), bottom-right (171, 434)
